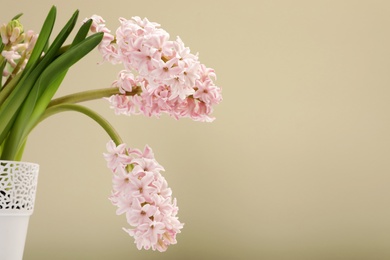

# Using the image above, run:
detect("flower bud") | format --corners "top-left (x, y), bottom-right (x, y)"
top-left (1, 19), bottom-right (24, 45)
top-left (0, 24), bottom-right (8, 45)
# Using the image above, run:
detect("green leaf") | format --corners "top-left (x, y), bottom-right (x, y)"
top-left (11, 13), bottom-right (23, 20)
top-left (72, 18), bottom-right (93, 46)
top-left (22, 5), bottom-right (56, 76)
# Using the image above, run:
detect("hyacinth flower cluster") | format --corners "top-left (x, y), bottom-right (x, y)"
top-left (0, 18), bottom-right (38, 78)
top-left (104, 141), bottom-right (183, 251)
top-left (88, 15), bottom-right (222, 122)
top-left (0, 6), bottom-right (221, 252)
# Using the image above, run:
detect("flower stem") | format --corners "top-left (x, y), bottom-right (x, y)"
top-left (41, 103), bottom-right (123, 145)
top-left (0, 72), bottom-right (23, 104)
top-left (48, 86), bottom-right (141, 107)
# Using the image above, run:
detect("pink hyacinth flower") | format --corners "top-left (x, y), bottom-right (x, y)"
top-left (104, 141), bottom-right (184, 252)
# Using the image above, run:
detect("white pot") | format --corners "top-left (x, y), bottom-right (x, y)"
top-left (0, 160), bottom-right (39, 260)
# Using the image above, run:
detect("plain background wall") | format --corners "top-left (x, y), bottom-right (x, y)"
top-left (4, 0), bottom-right (390, 259)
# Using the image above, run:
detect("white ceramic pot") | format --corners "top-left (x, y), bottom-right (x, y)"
top-left (0, 160), bottom-right (39, 260)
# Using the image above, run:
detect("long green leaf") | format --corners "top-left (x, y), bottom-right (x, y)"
top-left (72, 18), bottom-right (93, 46)
top-left (21, 6), bottom-right (56, 76)
top-left (11, 13), bottom-right (23, 20)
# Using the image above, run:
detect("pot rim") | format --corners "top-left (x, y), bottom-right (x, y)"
top-left (0, 160), bottom-right (39, 167)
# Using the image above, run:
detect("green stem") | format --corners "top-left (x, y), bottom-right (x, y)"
top-left (48, 86), bottom-right (141, 107)
top-left (41, 103), bottom-right (134, 171)
top-left (0, 72), bottom-right (23, 104)
top-left (0, 59), bottom-right (6, 88)
top-left (0, 45), bottom-right (11, 89)
top-left (41, 103), bottom-right (123, 145)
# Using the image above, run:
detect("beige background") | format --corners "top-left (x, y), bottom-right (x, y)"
top-left (4, 0), bottom-right (390, 259)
